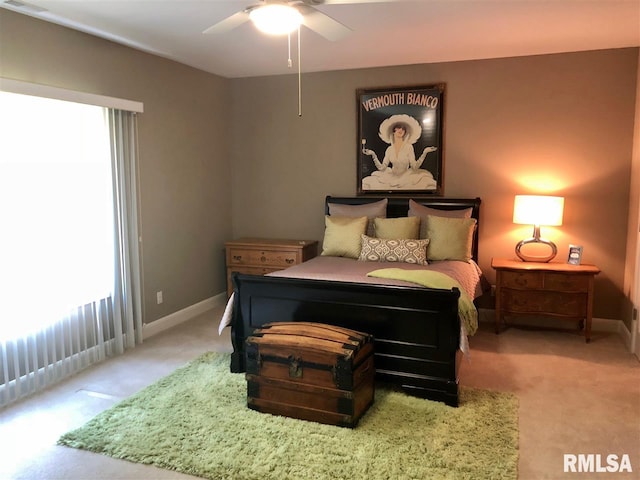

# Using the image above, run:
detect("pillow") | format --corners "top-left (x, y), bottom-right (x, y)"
top-left (425, 215), bottom-right (477, 262)
top-left (408, 199), bottom-right (473, 239)
top-left (358, 235), bottom-right (429, 265)
top-left (373, 216), bottom-right (420, 239)
top-left (328, 199), bottom-right (387, 237)
top-left (321, 215), bottom-right (368, 259)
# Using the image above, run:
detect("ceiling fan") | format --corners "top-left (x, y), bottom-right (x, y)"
top-left (203, 0), bottom-right (393, 41)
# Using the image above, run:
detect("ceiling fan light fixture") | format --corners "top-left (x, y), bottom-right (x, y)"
top-left (249, 4), bottom-right (303, 35)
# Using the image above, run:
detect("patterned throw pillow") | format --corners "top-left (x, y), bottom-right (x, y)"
top-left (358, 235), bottom-right (429, 265)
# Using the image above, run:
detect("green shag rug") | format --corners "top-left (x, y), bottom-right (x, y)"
top-left (58, 352), bottom-right (519, 480)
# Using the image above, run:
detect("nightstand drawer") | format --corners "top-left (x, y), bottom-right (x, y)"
top-left (544, 273), bottom-right (590, 292)
top-left (228, 248), bottom-right (299, 268)
top-left (500, 290), bottom-right (588, 316)
top-left (500, 271), bottom-right (543, 289)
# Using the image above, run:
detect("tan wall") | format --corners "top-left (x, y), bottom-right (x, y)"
top-left (624, 51), bottom-right (640, 333)
top-left (0, 10), bottom-right (233, 324)
top-left (2, 9), bottom-right (638, 323)
top-left (230, 50), bottom-right (639, 320)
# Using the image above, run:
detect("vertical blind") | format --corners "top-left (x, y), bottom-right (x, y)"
top-left (0, 90), bottom-right (142, 408)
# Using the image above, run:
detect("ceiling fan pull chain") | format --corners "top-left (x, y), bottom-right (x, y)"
top-left (298, 25), bottom-right (302, 117)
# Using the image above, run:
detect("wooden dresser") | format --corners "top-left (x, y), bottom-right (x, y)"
top-left (225, 238), bottom-right (318, 296)
top-left (492, 258), bottom-right (600, 342)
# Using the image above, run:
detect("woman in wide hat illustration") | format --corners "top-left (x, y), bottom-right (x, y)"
top-left (362, 114), bottom-right (437, 190)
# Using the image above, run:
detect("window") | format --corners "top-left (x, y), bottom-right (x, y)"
top-left (0, 84), bottom-right (143, 407)
top-left (0, 92), bottom-right (114, 340)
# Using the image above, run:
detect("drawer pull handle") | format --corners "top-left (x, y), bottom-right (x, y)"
top-left (260, 256), bottom-right (266, 262)
top-left (233, 255), bottom-right (242, 261)
top-left (515, 277), bottom-right (527, 286)
top-left (285, 259), bottom-right (294, 264)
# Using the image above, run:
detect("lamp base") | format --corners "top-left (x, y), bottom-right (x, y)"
top-left (515, 237), bottom-right (558, 262)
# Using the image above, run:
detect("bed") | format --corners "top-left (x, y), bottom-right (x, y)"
top-left (223, 195), bottom-right (483, 407)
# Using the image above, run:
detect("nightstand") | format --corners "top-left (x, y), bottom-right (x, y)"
top-left (492, 258), bottom-right (600, 342)
top-left (225, 238), bottom-right (318, 296)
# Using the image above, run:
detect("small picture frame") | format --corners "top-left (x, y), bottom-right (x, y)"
top-left (567, 245), bottom-right (583, 265)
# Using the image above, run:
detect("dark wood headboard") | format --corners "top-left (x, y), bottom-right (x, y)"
top-left (325, 196), bottom-right (482, 262)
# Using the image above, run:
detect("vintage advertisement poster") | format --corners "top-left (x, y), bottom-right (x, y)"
top-left (357, 84), bottom-right (444, 195)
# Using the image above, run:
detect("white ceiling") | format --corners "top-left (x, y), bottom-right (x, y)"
top-left (3, 0), bottom-right (640, 78)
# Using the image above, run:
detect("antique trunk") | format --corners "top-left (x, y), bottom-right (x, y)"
top-left (245, 322), bottom-right (374, 428)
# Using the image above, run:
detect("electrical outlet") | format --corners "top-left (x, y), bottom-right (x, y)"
top-left (156, 291), bottom-right (163, 304)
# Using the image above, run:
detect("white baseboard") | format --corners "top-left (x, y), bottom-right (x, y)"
top-left (592, 317), bottom-right (623, 333)
top-left (142, 292), bottom-right (227, 340)
top-left (617, 318), bottom-right (640, 355)
top-left (477, 308), bottom-right (624, 336)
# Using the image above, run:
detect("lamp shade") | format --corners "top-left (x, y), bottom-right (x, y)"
top-left (249, 4), bottom-right (303, 35)
top-left (513, 195), bottom-right (564, 226)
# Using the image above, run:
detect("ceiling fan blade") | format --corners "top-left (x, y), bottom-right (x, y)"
top-left (203, 10), bottom-right (250, 35)
top-left (298, 4), bottom-right (352, 41)
top-left (314, 0), bottom-right (401, 4)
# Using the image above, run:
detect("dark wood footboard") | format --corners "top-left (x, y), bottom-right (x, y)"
top-left (230, 273), bottom-right (462, 406)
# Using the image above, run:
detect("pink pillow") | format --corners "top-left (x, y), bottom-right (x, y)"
top-left (328, 199), bottom-right (387, 237)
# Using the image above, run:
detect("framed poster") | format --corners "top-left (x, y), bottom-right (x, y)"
top-left (357, 84), bottom-right (445, 195)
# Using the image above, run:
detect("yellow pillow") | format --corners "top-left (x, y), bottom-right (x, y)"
top-left (321, 215), bottom-right (368, 259)
top-left (425, 215), bottom-right (476, 262)
top-left (408, 199), bottom-right (473, 240)
top-left (373, 216), bottom-right (420, 239)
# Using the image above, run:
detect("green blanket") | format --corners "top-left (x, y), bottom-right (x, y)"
top-left (367, 268), bottom-right (478, 335)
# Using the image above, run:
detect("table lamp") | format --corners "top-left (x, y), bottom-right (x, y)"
top-left (513, 195), bottom-right (564, 262)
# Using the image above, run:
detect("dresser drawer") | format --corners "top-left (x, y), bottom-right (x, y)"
top-left (227, 266), bottom-right (280, 293)
top-left (225, 239), bottom-right (319, 297)
top-left (543, 273), bottom-right (590, 292)
top-left (228, 248), bottom-right (299, 268)
top-left (500, 271), bottom-right (543, 289)
top-left (500, 290), bottom-right (588, 317)
top-left (228, 265), bottom-right (281, 276)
